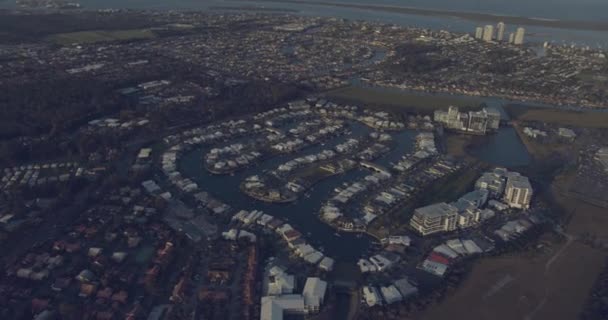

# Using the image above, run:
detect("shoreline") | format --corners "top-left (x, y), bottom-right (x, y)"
top-left (355, 82), bottom-right (608, 111)
top-left (209, 5), bottom-right (299, 13)
top-left (233, 0), bottom-right (608, 32)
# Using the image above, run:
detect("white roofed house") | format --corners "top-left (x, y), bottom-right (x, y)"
top-left (385, 235), bottom-right (411, 247)
top-left (302, 277), bottom-right (327, 313)
top-left (558, 127), bottom-right (576, 140)
top-left (362, 286), bottom-right (382, 307)
top-left (393, 278), bottom-right (418, 298)
top-left (433, 244), bottom-right (459, 259)
top-left (380, 285), bottom-right (403, 304)
top-left (318, 257), bottom-right (335, 272)
top-left (462, 239), bottom-right (483, 254)
top-left (303, 251), bottom-right (324, 265)
top-left (260, 295), bottom-right (305, 320)
top-left (595, 147), bottom-right (608, 171)
top-left (421, 260), bottom-right (448, 277)
top-left (267, 267), bottom-right (295, 296)
top-left (445, 239), bottom-right (467, 255)
top-left (137, 148), bottom-right (152, 160)
top-left (369, 253), bottom-right (397, 272)
top-left (295, 244), bottom-right (315, 258)
top-left (357, 259), bottom-right (377, 273)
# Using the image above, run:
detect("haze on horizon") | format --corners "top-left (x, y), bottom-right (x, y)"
top-left (4, 0), bottom-right (606, 22)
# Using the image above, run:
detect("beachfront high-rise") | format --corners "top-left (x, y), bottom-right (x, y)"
top-left (514, 27), bottom-right (525, 45)
top-left (475, 27), bottom-right (483, 39)
top-left (496, 22), bottom-right (505, 41)
top-left (482, 25), bottom-right (494, 42)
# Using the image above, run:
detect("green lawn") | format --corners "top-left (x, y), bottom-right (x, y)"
top-left (47, 29), bottom-right (156, 45)
top-left (325, 86), bottom-right (483, 115)
top-left (419, 165), bottom-right (485, 205)
top-left (505, 104), bottom-right (608, 128)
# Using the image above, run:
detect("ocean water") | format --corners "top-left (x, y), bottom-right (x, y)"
top-left (5, 0), bottom-right (608, 21)
top-left (319, 0), bottom-right (608, 22)
top-left (2, 0), bottom-right (607, 46)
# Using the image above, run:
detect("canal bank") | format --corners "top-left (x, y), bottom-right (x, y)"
top-left (178, 121), bottom-right (384, 261)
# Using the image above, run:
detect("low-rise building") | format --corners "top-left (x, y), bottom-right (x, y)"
top-left (267, 266), bottom-right (295, 296)
top-left (558, 127), bottom-right (576, 140)
top-left (380, 285), bottom-right (403, 304)
top-left (362, 286), bottom-right (382, 307)
top-left (393, 278), bottom-right (418, 298)
top-left (260, 295), bottom-right (305, 320)
top-left (318, 257), bottom-right (334, 272)
top-left (421, 259), bottom-right (448, 277)
top-left (596, 147), bottom-right (608, 171)
top-left (302, 278), bottom-right (327, 313)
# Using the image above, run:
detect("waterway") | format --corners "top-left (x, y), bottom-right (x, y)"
top-left (180, 121), bottom-right (390, 262)
top-left (179, 111), bottom-right (532, 260)
top-left (469, 127), bottom-right (532, 168)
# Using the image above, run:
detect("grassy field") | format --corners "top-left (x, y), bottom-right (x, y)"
top-left (325, 86), bottom-right (483, 115)
top-left (511, 123), bottom-right (572, 161)
top-left (419, 164), bottom-right (485, 205)
top-left (445, 133), bottom-right (476, 159)
top-left (418, 169), bottom-right (608, 320)
top-left (47, 29), bottom-right (156, 45)
top-left (417, 242), bottom-right (606, 320)
top-left (552, 170), bottom-right (608, 238)
top-left (506, 104), bottom-right (608, 128)
top-left (290, 162), bottom-right (344, 185)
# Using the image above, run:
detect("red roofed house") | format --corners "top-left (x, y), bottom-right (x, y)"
top-left (427, 252), bottom-right (450, 265)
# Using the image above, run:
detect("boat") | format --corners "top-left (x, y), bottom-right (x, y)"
top-left (334, 232), bottom-right (342, 237)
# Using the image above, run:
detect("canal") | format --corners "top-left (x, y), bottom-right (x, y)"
top-left (179, 114), bottom-right (533, 261)
top-left (469, 127), bottom-right (532, 168)
top-left (180, 121), bottom-right (420, 262)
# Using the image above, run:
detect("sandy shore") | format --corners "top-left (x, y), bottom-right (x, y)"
top-left (237, 0), bottom-right (608, 32)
